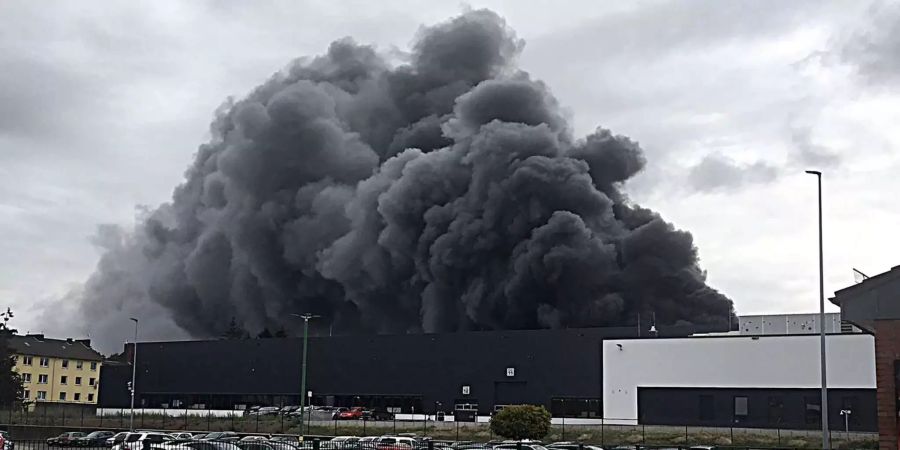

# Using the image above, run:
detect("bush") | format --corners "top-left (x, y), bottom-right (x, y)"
top-left (489, 405), bottom-right (551, 440)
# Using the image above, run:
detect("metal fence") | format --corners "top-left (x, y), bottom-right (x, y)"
top-left (0, 437), bottom-right (882, 450)
top-left (0, 407), bottom-right (879, 450)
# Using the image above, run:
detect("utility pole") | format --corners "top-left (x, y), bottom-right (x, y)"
top-left (806, 170), bottom-right (829, 450)
top-left (292, 313), bottom-right (319, 433)
top-left (129, 317), bottom-right (139, 431)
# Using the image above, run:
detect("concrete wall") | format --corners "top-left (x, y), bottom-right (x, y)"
top-left (602, 334), bottom-right (876, 423)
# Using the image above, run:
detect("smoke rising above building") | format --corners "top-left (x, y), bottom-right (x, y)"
top-left (74, 9), bottom-right (734, 351)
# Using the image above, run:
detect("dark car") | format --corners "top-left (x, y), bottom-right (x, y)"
top-left (48, 433), bottom-right (87, 447)
top-left (362, 409), bottom-right (394, 421)
top-left (77, 432), bottom-right (116, 447)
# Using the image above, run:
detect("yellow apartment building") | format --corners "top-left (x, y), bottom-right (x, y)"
top-left (10, 334), bottom-right (103, 406)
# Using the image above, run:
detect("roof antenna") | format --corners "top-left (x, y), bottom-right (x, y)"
top-left (852, 268), bottom-right (869, 284)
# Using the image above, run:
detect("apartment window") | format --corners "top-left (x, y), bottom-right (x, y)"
top-left (90, 362), bottom-right (97, 371)
top-left (22, 356), bottom-right (32, 366)
top-left (699, 394), bottom-right (714, 421)
top-left (22, 373), bottom-right (31, 383)
top-left (734, 396), bottom-right (749, 420)
top-left (59, 392), bottom-right (67, 401)
top-left (39, 357), bottom-right (49, 367)
top-left (76, 361), bottom-right (83, 370)
top-left (37, 374), bottom-right (48, 384)
top-left (61, 359), bottom-right (69, 368)
top-left (60, 375), bottom-right (68, 385)
top-left (37, 391), bottom-right (47, 400)
top-left (75, 377), bottom-right (82, 385)
top-left (89, 377), bottom-right (96, 386)
top-left (768, 396), bottom-right (784, 425)
top-left (74, 393), bottom-right (81, 401)
top-left (88, 393), bottom-right (94, 402)
top-left (23, 390), bottom-right (29, 399)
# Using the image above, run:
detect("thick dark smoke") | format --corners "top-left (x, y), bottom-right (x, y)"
top-left (73, 10), bottom-right (734, 351)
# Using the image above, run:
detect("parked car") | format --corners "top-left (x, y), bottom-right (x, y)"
top-left (375, 437), bottom-right (417, 450)
top-left (117, 433), bottom-right (174, 450)
top-left (112, 432), bottom-right (174, 450)
top-left (199, 432), bottom-right (239, 442)
top-left (76, 431), bottom-right (117, 447)
top-left (546, 444), bottom-right (603, 450)
top-left (182, 442), bottom-right (243, 450)
top-left (336, 407), bottom-right (365, 420)
top-left (167, 434), bottom-right (195, 441)
top-left (331, 408), bottom-right (349, 420)
top-left (106, 433), bottom-right (130, 447)
top-left (362, 409), bottom-right (394, 421)
top-left (494, 445), bottom-right (548, 450)
top-left (48, 433), bottom-right (88, 447)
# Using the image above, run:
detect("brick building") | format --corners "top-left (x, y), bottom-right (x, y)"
top-left (833, 265), bottom-right (900, 450)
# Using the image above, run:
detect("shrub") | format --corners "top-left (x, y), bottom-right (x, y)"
top-left (489, 405), bottom-right (551, 440)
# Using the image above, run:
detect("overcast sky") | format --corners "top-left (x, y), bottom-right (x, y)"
top-left (2, 0), bottom-right (899, 337)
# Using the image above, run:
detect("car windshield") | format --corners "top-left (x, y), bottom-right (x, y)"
top-left (87, 432), bottom-right (106, 438)
top-left (126, 435), bottom-right (141, 442)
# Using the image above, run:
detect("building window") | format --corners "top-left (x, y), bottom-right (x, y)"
top-left (37, 391), bottom-right (47, 400)
top-left (88, 393), bottom-right (94, 402)
top-left (699, 395), bottom-right (714, 421)
top-left (60, 376), bottom-right (67, 385)
top-left (505, 367), bottom-right (515, 377)
top-left (76, 361), bottom-right (83, 370)
top-left (90, 362), bottom-right (97, 371)
top-left (23, 390), bottom-right (29, 399)
top-left (461, 385), bottom-right (471, 395)
top-left (22, 356), bottom-right (32, 366)
top-left (74, 393), bottom-right (81, 401)
top-left (22, 373), bottom-right (31, 383)
top-left (75, 377), bottom-right (82, 385)
top-left (805, 396), bottom-right (822, 425)
top-left (61, 360), bottom-right (69, 368)
top-left (89, 377), bottom-right (96, 386)
top-left (39, 357), bottom-right (49, 367)
top-left (768, 396), bottom-right (784, 425)
top-left (734, 396), bottom-right (749, 419)
top-left (59, 392), bottom-right (67, 401)
top-left (37, 374), bottom-right (48, 384)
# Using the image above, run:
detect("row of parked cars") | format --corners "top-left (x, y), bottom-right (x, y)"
top-left (243, 406), bottom-right (394, 421)
top-left (44, 431), bottom-right (720, 450)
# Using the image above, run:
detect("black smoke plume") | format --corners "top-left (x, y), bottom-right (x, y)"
top-left (72, 10), bottom-right (734, 351)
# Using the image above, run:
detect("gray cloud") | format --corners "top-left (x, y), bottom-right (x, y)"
top-left (839, 1), bottom-right (900, 86)
top-left (687, 153), bottom-right (779, 193)
top-left (790, 125), bottom-right (841, 168)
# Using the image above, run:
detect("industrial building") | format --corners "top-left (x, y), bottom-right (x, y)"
top-left (97, 313), bottom-right (878, 431)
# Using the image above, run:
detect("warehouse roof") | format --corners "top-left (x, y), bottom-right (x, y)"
top-left (9, 334), bottom-right (103, 361)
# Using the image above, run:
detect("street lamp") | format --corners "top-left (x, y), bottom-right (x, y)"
top-left (806, 169), bottom-right (829, 450)
top-left (840, 409), bottom-right (852, 439)
top-left (129, 317), bottom-right (139, 431)
top-left (292, 313), bottom-right (319, 432)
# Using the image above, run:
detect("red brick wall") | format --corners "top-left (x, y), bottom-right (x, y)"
top-left (875, 320), bottom-right (900, 450)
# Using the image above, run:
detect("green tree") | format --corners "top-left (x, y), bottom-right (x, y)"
top-left (0, 308), bottom-right (24, 408)
top-left (489, 405), bottom-right (551, 440)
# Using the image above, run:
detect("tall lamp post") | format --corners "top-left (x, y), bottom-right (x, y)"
top-left (806, 170), bottom-right (829, 450)
top-left (292, 313), bottom-right (318, 433)
top-left (129, 317), bottom-right (139, 431)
